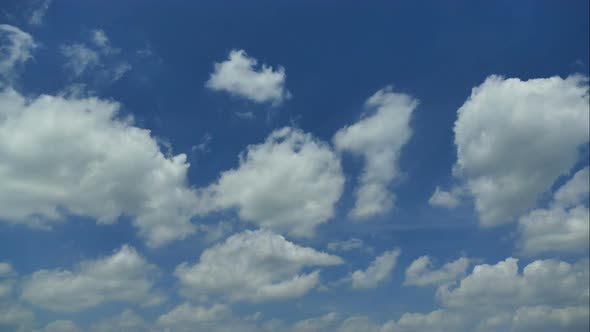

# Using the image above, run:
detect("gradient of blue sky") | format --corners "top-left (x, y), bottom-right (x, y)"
top-left (0, 1), bottom-right (588, 331)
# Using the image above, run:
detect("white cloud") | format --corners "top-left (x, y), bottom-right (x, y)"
top-left (384, 257), bottom-right (589, 332)
top-left (60, 43), bottom-right (100, 77)
top-left (404, 256), bottom-right (470, 287)
top-left (157, 303), bottom-right (229, 327)
top-left (333, 87), bottom-right (417, 219)
top-left (453, 75), bottom-right (589, 226)
top-left (175, 229), bottom-right (343, 302)
top-left (42, 320), bottom-right (82, 332)
top-left (349, 248), bottom-right (400, 289)
top-left (21, 245), bottom-right (163, 312)
top-left (201, 127), bottom-right (344, 238)
top-left (27, 0), bottom-right (51, 26)
top-left (0, 87), bottom-right (200, 247)
top-left (428, 186), bottom-right (463, 208)
top-left (327, 238), bottom-right (364, 252)
top-left (206, 49), bottom-right (289, 104)
top-left (517, 167), bottom-right (589, 256)
top-left (0, 24), bottom-right (36, 82)
top-left (0, 262), bottom-right (13, 277)
top-left (91, 309), bottom-right (149, 332)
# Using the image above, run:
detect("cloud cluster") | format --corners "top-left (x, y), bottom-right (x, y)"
top-left (202, 127), bottom-right (345, 238)
top-left (175, 229), bottom-right (343, 302)
top-left (404, 256), bottom-right (470, 287)
top-left (21, 245), bottom-right (163, 312)
top-left (206, 49), bottom-right (290, 105)
top-left (0, 25), bottom-right (36, 82)
top-left (453, 75), bottom-right (589, 226)
top-left (349, 249), bottom-right (400, 289)
top-left (0, 87), bottom-right (201, 247)
top-left (334, 87), bottom-right (417, 219)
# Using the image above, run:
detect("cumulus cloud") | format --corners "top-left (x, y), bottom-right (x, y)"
top-left (0, 87), bottom-right (200, 247)
top-left (428, 186), bottom-right (463, 208)
top-left (157, 303), bottom-right (230, 328)
top-left (175, 229), bottom-right (343, 302)
top-left (404, 256), bottom-right (470, 287)
top-left (453, 75), bottom-right (589, 226)
top-left (0, 262), bottom-right (13, 277)
top-left (201, 127), bottom-right (344, 238)
top-left (0, 263), bottom-right (35, 331)
top-left (0, 24), bottom-right (36, 82)
top-left (42, 320), bottom-right (82, 332)
top-left (517, 167), bottom-right (589, 256)
top-left (349, 248), bottom-right (400, 289)
top-left (21, 245), bottom-right (163, 312)
top-left (91, 309), bottom-right (149, 332)
top-left (206, 49), bottom-right (290, 104)
top-left (384, 257), bottom-right (589, 332)
top-left (333, 87), bottom-right (417, 219)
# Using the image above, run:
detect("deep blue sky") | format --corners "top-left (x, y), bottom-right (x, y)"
top-left (0, 1), bottom-right (588, 331)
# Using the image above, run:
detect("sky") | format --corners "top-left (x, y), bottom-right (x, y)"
top-left (0, 1), bottom-right (588, 331)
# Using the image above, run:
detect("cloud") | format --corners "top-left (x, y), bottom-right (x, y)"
top-left (206, 49), bottom-right (290, 105)
top-left (157, 303), bottom-right (230, 328)
top-left (517, 167), bottom-right (589, 256)
top-left (428, 186), bottom-right (463, 208)
top-left (404, 256), bottom-right (470, 287)
top-left (333, 86), bottom-right (417, 219)
top-left (60, 43), bottom-right (100, 77)
top-left (42, 320), bottom-right (82, 332)
top-left (21, 245), bottom-right (163, 312)
top-left (0, 262), bottom-right (13, 277)
top-left (0, 264), bottom-right (34, 331)
top-left (383, 257), bottom-right (589, 332)
top-left (90, 309), bottom-right (149, 332)
top-left (0, 24), bottom-right (36, 82)
top-left (27, 0), bottom-right (51, 26)
top-left (349, 248), bottom-right (400, 289)
top-left (453, 75), bottom-right (589, 226)
top-left (327, 238), bottom-right (364, 252)
top-left (201, 127), bottom-right (345, 238)
top-left (0, 87), bottom-right (200, 247)
top-left (175, 229), bottom-right (343, 302)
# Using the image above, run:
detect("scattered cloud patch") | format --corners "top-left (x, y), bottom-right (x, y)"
top-left (334, 87), bottom-right (417, 219)
top-left (206, 49), bottom-right (290, 105)
top-left (0, 24), bottom-right (36, 82)
top-left (27, 0), bottom-right (51, 26)
top-left (349, 248), bottom-right (400, 289)
top-left (428, 186), bottom-right (463, 209)
top-left (327, 238), bottom-right (364, 252)
top-left (404, 256), bottom-right (470, 287)
top-left (60, 43), bottom-right (100, 77)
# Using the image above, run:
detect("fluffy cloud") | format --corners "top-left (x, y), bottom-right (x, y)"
top-left (21, 245), bottom-right (163, 312)
top-left (201, 127), bottom-right (344, 238)
top-left (175, 229), bottom-right (343, 302)
top-left (0, 263), bottom-right (12, 277)
top-left (157, 303), bottom-right (230, 328)
top-left (350, 248), bottom-right (400, 289)
top-left (404, 256), bottom-right (470, 287)
top-left (453, 75), bottom-right (589, 226)
top-left (0, 25), bottom-right (36, 82)
top-left (42, 321), bottom-right (81, 332)
top-left (206, 49), bottom-right (289, 104)
top-left (428, 186), bottom-right (463, 208)
top-left (384, 257), bottom-right (589, 332)
top-left (518, 167), bottom-right (589, 256)
top-left (0, 264), bottom-right (35, 332)
top-left (91, 310), bottom-right (150, 332)
top-left (333, 87), bottom-right (417, 219)
top-left (0, 87), bottom-right (200, 247)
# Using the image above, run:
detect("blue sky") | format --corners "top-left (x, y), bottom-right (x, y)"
top-left (0, 1), bottom-right (588, 331)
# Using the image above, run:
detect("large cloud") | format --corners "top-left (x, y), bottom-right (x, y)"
top-left (383, 257), bottom-right (589, 332)
top-left (175, 229), bottom-right (343, 302)
top-left (201, 127), bottom-right (345, 237)
top-left (404, 256), bottom-right (470, 287)
top-left (453, 75), bottom-right (589, 226)
top-left (21, 245), bottom-right (163, 312)
top-left (518, 167), bottom-right (589, 256)
top-left (0, 87), bottom-right (200, 247)
top-left (0, 25), bottom-right (36, 82)
top-left (206, 49), bottom-right (289, 105)
top-left (333, 86), bottom-right (417, 219)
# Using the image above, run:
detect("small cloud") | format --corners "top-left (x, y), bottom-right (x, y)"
top-left (206, 49), bottom-right (290, 105)
top-left (191, 134), bottom-right (212, 155)
top-left (428, 186), bottom-right (463, 209)
top-left (27, 0), bottom-right (51, 26)
top-left (235, 110), bottom-right (255, 120)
